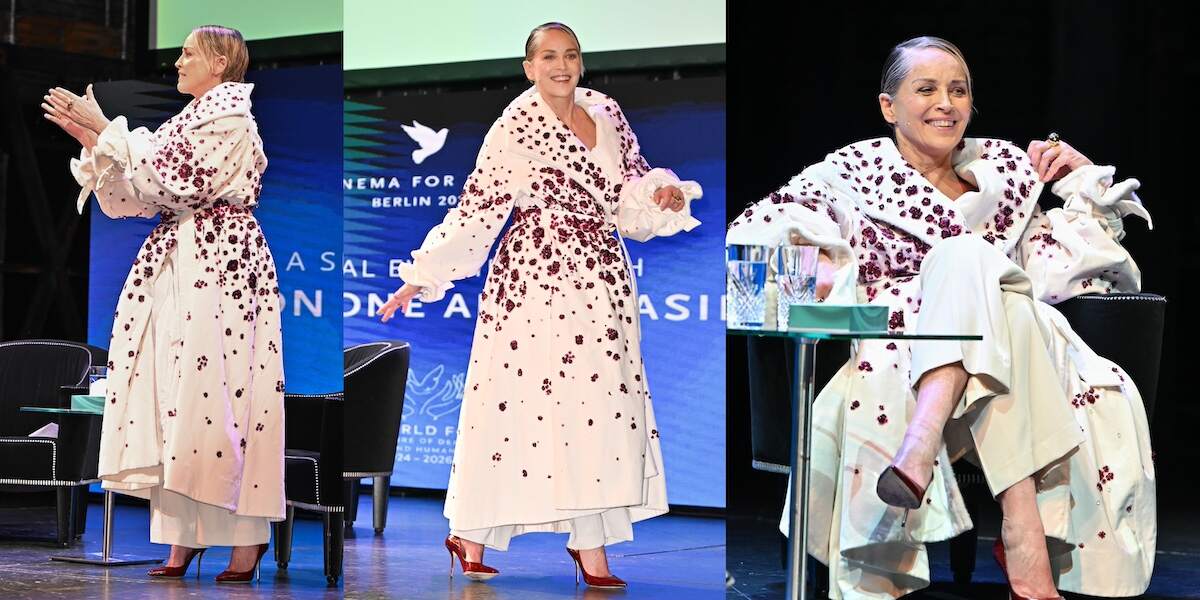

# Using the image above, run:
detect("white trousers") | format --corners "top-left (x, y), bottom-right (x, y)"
top-left (150, 486), bottom-right (270, 547)
top-left (912, 235), bottom-right (1083, 495)
top-left (452, 510), bottom-right (634, 551)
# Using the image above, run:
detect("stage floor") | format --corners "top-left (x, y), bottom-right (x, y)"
top-left (344, 493), bottom-right (726, 599)
top-left (0, 495), bottom-right (339, 599)
top-left (727, 498), bottom-right (1200, 600)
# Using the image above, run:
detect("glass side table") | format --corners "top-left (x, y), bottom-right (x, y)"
top-left (20, 407), bottom-right (162, 567)
top-left (727, 328), bottom-right (982, 600)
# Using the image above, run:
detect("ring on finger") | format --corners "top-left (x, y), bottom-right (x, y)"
top-left (1047, 132), bottom-right (1060, 147)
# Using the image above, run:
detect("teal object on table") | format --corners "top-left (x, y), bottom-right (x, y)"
top-left (69, 395), bottom-right (106, 414)
top-left (788, 303), bottom-right (888, 333)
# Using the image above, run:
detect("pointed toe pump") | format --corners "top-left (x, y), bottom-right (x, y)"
top-left (445, 535), bottom-right (499, 581)
top-left (566, 547), bottom-right (627, 589)
top-left (147, 547), bottom-right (206, 579)
top-left (215, 543), bottom-right (270, 584)
top-left (876, 464), bottom-right (928, 509)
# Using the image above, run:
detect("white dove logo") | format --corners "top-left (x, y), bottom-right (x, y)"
top-left (401, 120), bottom-right (448, 165)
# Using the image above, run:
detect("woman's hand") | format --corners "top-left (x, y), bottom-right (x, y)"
top-left (652, 185), bottom-right (686, 212)
top-left (43, 107), bottom-right (98, 150)
top-left (379, 283), bottom-right (422, 323)
top-left (45, 85), bottom-right (110, 134)
top-left (816, 251), bottom-right (836, 301)
top-left (1027, 138), bottom-right (1092, 182)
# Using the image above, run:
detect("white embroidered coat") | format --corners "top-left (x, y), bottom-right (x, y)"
top-left (727, 138), bottom-right (1155, 599)
top-left (399, 86), bottom-right (702, 532)
top-left (71, 82), bottom-right (286, 520)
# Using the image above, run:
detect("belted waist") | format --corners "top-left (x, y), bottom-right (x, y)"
top-left (163, 199), bottom-right (256, 223)
top-left (512, 205), bottom-right (614, 229)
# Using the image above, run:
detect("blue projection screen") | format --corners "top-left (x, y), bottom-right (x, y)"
top-left (86, 65), bottom-right (343, 394)
top-left (344, 78), bottom-right (725, 508)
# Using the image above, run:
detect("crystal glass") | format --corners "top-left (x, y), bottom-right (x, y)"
top-left (773, 245), bottom-right (820, 330)
top-left (726, 244), bottom-right (769, 329)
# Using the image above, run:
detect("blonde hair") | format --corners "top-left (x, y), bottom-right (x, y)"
top-left (524, 22), bottom-right (582, 61)
top-left (880, 36), bottom-right (972, 98)
top-left (190, 25), bottom-right (250, 83)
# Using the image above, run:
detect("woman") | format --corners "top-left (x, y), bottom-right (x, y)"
top-left (728, 37), bottom-right (1154, 599)
top-left (379, 22), bottom-right (703, 588)
top-left (43, 25), bottom-right (284, 583)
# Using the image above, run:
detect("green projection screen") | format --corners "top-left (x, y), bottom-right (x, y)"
top-left (151, 0), bottom-right (342, 48)
top-left (344, 0), bottom-right (726, 71)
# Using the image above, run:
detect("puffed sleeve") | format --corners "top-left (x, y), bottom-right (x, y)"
top-left (611, 107), bottom-right (702, 242)
top-left (396, 121), bottom-right (517, 302)
top-left (70, 144), bottom-right (160, 219)
top-left (726, 170), bottom-right (860, 303)
top-left (89, 114), bottom-right (263, 214)
top-left (1013, 165), bottom-right (1151, 303)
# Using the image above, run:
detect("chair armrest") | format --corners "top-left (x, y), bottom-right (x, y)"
top-left (50, 412), bottom-right (103, 482)
top-left (1053, 292), bottom-right (1166, 418)
top-left (283, 392), bottom-right (339, 453)
top-left (320, 395), bottom-right (344, 506)
top-left (282, 392), bottom-right (344, 508)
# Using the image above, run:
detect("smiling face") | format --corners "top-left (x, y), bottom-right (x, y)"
top-left (522, 28), bottom-right (583, 103)
top-left (879, 47), bottom-right (972, 162)
top-left (174, 32), bottom-right (226, 97)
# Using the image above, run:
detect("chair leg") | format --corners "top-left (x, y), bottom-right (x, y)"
top-left (372, 475), bottom-right (390, 535)
top-left (949, 486), bottom-right (980, 584)
top-left (344, 479), bottom-right (359, 531)
top-left (55, 486), bottom-right (73, 546)
top-left (324, 512), bottom-right (344, 586)
top-left (273, 505), bottom-right (295, 569)
top-left (73, 486), bottom-right (88, 539)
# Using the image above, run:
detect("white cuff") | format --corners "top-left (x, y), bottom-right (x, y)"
top-left (69, 147), bottom-right (98, 214)
top-left (395, 261), bottom-right (454, 303)
top-left (618, 168), bottom-right (702, 240)
top-left (1052, 164), bottom-right (1151, 239)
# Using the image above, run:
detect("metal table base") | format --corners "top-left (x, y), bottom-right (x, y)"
top-left (50, 490), bottom-right (162, 567)
top-left (786, 338), bottom-right (818, 600)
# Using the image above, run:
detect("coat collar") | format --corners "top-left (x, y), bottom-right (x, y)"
top-left (502, 86), bottom-right (623, 203)
top-left (171, 81), bottom-right (255, 131)
top-left (810, 137), bottom-right (1044, 253)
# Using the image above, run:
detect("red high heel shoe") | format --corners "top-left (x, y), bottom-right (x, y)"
top-left (147, 546), bottom-right (206, 579)
top-left (566, 547), bottom-right (627, 589)
top-left (445, 535), bottom-right (499, 581)
top-left (993, 539), bottom-right (1065, 600)
top-left (876, 465), bottom-right (928, 509)
top-left (215, 543), bottom-right (270, 584)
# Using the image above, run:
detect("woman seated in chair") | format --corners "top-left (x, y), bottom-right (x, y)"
top-left (727, 36), bottom-right (1155, 600)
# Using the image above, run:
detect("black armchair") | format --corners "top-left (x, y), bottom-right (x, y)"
top-left (744, 292), bottom-right (1166, 591)
top-left (343, 341), bottom-right (409, 535)
top-left (272, 391), bottom-right (344, 586)
top-left (0, 339), bottom-right (107, 546)
top-left (947, 291), bottom-right (1166, 583)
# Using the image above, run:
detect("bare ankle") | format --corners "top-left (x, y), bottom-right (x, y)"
top-left (893, 454), bottom-right (934, 489)
top-left (459, 538), bottom-right (484, 561)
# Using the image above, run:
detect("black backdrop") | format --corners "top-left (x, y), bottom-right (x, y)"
top-left (726, 2), bottom-right (1197, 514)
